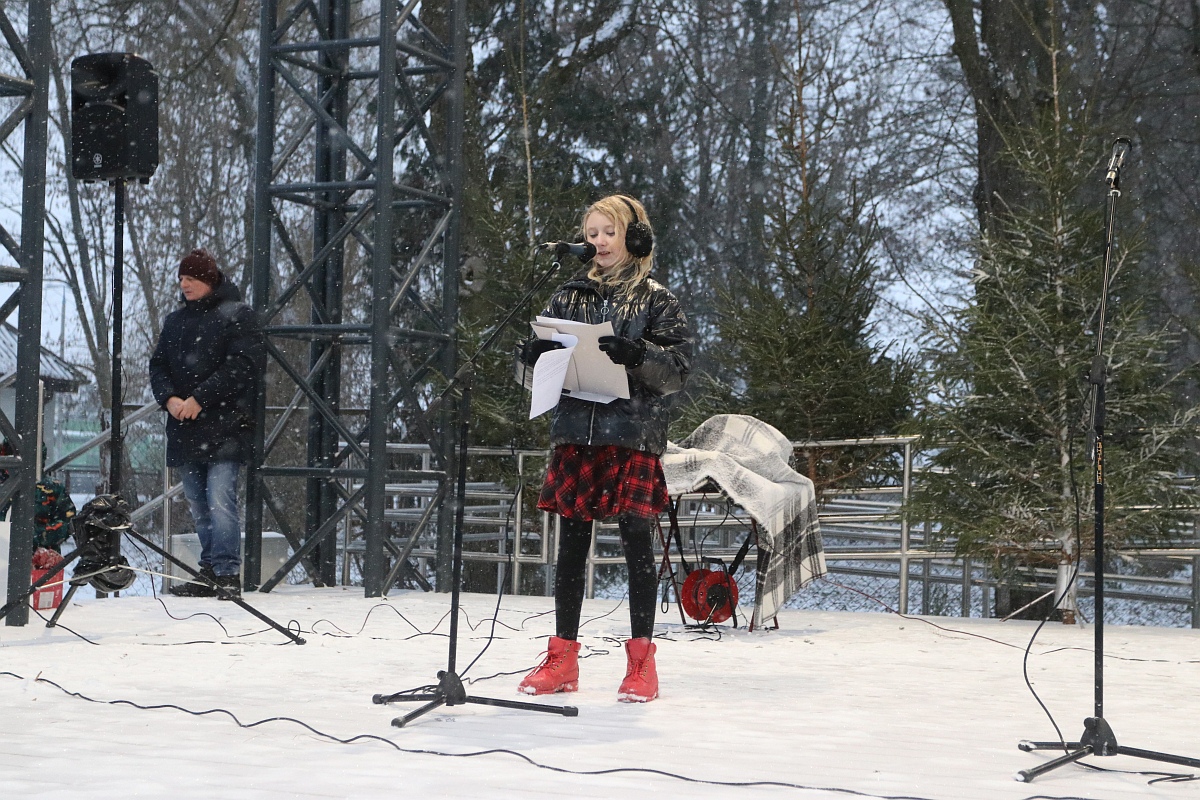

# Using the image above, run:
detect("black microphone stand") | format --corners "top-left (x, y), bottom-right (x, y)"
top-left (1016, 141), bottom-right (1200, 782)
top-left (372, 251), bottom-right (579, 727)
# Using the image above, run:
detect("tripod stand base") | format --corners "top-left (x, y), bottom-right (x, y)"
top-left (1017, 717), bottom-right (1200, 782)
top-left (122, 527), bottom-right (305, 645)
top-left (374, 670), bottom-right (579, 728)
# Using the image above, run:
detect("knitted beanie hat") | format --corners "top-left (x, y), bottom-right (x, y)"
top-left (178, 248), bottom-right (222, 287)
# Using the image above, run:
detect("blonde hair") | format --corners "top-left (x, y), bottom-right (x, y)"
top-left (582, 194), bottom-right (654, 290)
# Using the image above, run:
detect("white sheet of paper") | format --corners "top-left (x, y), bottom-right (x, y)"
top-left (529, 330), bottom-right (577, 418)
top-left (534, 317), bottom-right (630, 399)
top-left (527, 318), bottom-right (631, 418)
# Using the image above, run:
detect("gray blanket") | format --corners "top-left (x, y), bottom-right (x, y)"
top-left (662, 414), bottom-right (825, 627)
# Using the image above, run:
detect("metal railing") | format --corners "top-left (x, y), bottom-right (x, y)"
top-left (44, 424), bottom-right (1200, 627)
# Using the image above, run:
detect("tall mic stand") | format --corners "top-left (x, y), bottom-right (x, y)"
top-left (1016, 141), bottom-right (1200, 782)
top-left (371, 253), bottom-right (579, 727)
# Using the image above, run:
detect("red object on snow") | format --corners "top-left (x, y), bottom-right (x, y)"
top-left (32, 547), bottom-right (63, 570)
top-left (517, 635), bottom-right (581, 695)
top-left (680, 568), bottom-right (739, 624)
top-left (697, 571), bottom-right (738, 623)
top-left (29, 567), bottom-right (64, 611)
top-left (680, 569), bottom-right (709, 621)
top-left (30, 547), bottom-right (66, 610)
top-left (617, 637), bottom-right (659, 703)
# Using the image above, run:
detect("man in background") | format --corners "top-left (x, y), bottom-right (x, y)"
top-left (149, 248), bottom-right (263, 599)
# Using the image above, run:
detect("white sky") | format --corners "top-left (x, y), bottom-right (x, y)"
top-left (3, 586), bottom-right (1199, 798)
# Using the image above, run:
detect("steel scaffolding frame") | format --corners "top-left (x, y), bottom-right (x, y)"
top-left (0, 1), bottom-right (51, 626)
top-left (248, 0), bottom-right (467, 596)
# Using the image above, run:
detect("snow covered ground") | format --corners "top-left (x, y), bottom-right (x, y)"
top-left (2, 585), bottom-right (1199, 799)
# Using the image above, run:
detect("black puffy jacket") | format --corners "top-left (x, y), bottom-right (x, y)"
top-left (149, 279), bottom-right (264, 466)
top-left (522, 271), bottom-right (692, 455)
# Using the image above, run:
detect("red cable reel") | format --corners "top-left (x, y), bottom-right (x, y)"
top-left (680, 568), bottom-right (739, 624)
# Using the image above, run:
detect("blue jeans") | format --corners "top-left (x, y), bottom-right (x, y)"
top-left (179, 461), bottom-right (242, 578)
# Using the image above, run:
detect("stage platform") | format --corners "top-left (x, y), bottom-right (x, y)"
top-left (2, 586), bottom-right (1198, 799)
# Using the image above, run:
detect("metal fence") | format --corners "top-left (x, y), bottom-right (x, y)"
top-left (44, 419), bottom-right (1200, 628)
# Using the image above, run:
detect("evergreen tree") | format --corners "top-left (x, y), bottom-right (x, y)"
top-left (677, 5), bottom-right (917, 492)
top-left (680, 181), bottom-right (916, 491)
top-left (912, 115), bottom-right (1200, 594)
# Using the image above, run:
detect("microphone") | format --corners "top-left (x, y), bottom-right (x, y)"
top-left (538, 240), bottom-right (596, 261)
top-left (1104, 137), bottom-right (1131, 187)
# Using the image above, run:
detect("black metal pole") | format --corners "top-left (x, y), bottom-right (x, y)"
top-left (1092, 373), bottom-right (1105, 722)
top-left (124, 526), bottom-right (305, 644)
top-left (375, 358), bottom-right (577, 727)
top-left (1, 527), bottom-right (304, 644)
top-left (109, 178), bottom-right (126, 497)
top-left (367, 253), bottom-right (580, 726)
top-left (305, 0), bottom-right (349, 589)
top-left (362, 0), bottom-right (398, 597)
top-left (434, 0), bottom-right (468, 591)
top-left (245, 0), bottom-right (279, 592)
top-left (1090, 153), bottom-right (1124, 723)
top-left (6, 0), bottom-right (51, 628)
top-left (445, 369), bottom-right (472, 676)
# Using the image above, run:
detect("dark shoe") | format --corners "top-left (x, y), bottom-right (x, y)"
top-left (214, 573), bottom-right (241, 600)
top-left (169, 566), bottom-right (218, 598)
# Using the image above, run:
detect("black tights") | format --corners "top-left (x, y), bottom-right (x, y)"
top-left (554, 514), bottom-right (657, 641)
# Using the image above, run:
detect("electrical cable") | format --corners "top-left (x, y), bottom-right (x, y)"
top-left (457, 486), bottom-right (525, 679)
top-left (811, 574), bottom-right (1197, 663)
top-left (1016, 417), bottom-right (1087, 755)
top-left (53, 492), bottom-right (1194, 675)
top-left (665, 495), bottom-right (750, 633)
top-left (28, 438), bottom-right (1186, 788)
top-left (815, 407), bottom-right (1197, 786)
top-left (0, 669), bottom-right (1102, 800)
top-left (14, 508), bottom-right (1183, 790)
top-left (459, 561), bottom-right (509, 679)
top-left (817, 575), bottom-right (1028, 650)
top-left (816, 575), bottom-right (1197, 785)
top-left (27, 605), bottom-right (99, 645)
top-left (577, 594), bottom-right (625, 630)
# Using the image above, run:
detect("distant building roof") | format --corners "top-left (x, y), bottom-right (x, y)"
top-left (0, 323), bottom-right (88, 393)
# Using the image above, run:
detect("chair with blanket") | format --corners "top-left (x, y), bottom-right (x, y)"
top-left (660, 414), bottom-right (826, 629)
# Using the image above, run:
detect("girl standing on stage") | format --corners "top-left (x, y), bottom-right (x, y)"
top-left (515, 194), bottom-right (692, 702)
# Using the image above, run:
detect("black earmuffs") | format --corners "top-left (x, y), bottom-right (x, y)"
top-left (621, 197), bottom-right (655, 258)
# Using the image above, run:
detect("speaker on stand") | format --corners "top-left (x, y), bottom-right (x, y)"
top-left (71, 53), bottom-right (158, 184)
top-left (70, 53), bottom-right (158, 499)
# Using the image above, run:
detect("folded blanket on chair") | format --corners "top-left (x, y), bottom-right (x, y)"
top-left (662, 414), bottom-right (825, 627)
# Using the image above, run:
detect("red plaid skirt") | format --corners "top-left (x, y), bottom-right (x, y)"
top-left (537, 444), bottom-right (669, 521)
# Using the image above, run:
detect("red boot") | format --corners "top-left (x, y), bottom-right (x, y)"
top-left (518, 636), bottom-right (581, 695)
top-left (617, 637), bottom-right (659, 703)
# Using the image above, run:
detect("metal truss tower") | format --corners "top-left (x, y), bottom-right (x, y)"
top-left (249, 0), bottom-right (467, 596)
top-left (0, 1), bottom-right (51, 626)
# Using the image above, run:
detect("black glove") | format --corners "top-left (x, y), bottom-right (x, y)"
top-left (598, 335), bottom-right (646, 368)
top-left (520, 337), bottom-right (564, 365)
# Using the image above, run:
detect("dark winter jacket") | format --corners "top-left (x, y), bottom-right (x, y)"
top-left (149, 279), bottom-right (264, 466)
top-left (521, 271), bottom-right (692, 455)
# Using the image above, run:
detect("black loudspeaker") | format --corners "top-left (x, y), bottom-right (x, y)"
top-left (71, 53), bottom-right (159, 183)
